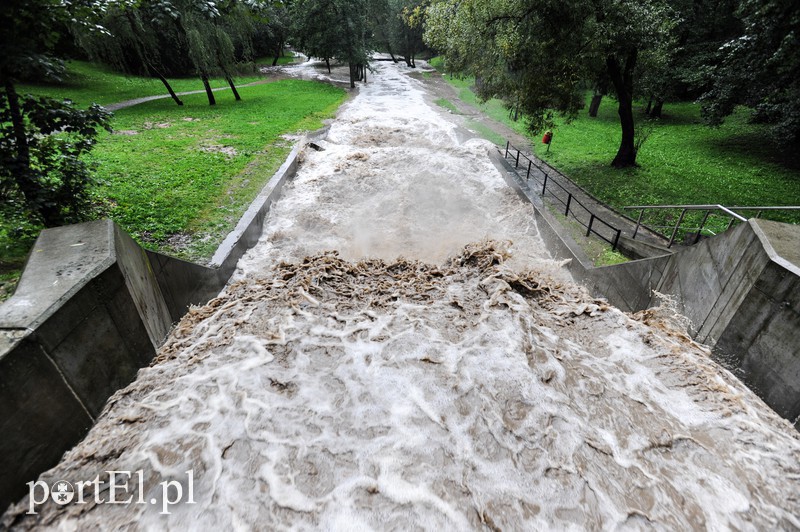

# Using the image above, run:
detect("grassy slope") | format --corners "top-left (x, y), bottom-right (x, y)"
top-left (540, 98), bottom-right (800, 219)
top-left (16, 60), bottom-right (266, 107)
top-left (92, 80), bottom-right (345, 259)
top-left (2, 61), bottom-right (346, 300)
top-left (429, 58), bottom-right (800, 230)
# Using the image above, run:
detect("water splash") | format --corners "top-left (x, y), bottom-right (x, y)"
top-left (4, 61), bottom-right (799, 530)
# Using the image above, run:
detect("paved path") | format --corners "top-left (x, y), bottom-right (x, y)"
top-left (412, 68), bottom-right (674, 255)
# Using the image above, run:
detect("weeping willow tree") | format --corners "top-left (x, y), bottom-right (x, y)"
top-left (80, 0), bottom-right (259, 106)
top-left (77, 3), bottom-right (186, 105)
top-left (173, 0), bottom-right (258, 105)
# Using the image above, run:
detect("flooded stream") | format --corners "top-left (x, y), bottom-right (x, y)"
top-left (3, 60), bottom-right (799, 530)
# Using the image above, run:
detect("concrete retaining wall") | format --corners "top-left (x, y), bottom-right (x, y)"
top-left (1, 135), bottom-right (797, 510)
top-left (492, 150), bottom-right (800, 429)
top-left (0, 129), bottom-right (327, 512)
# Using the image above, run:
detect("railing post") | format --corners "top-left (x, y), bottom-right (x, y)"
top-left (515, 149), bottom-right (520, 168)
top-left (612, 229), bottom-right (621, 251)
top-left (633, 209), bottom-right (644, 239)
top-left (542, 173), bottom-right (548, 196)
top-left (586, 214), bottom-right (595, 237)
top-left (526, 160), bottom-right (532, 181)
top-left (695, 210), bottom-right (711, 244)
top-left (505, 141), bottom-right (509, 158)
top-left (668, 208), bottom-right (687, 248)
top-left (565, 193), bottom-right (572, 217)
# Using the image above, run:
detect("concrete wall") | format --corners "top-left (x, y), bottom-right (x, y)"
top-left (1, 136), bottom-right (797, 510)
top-left (0, 129), bottom-right (325, 512)
top-left (492, 150), bottom-right (800, 429)
top-left (0, 221), bottom-right (170, 509)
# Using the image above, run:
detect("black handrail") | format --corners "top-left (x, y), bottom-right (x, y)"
top-left (624, 204), bottom-right (800, 247)
top-left (503, 141), bottom-right (622, 251)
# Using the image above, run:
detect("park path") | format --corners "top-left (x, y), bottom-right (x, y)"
top-left (4, 59), bottom-right (800, 531)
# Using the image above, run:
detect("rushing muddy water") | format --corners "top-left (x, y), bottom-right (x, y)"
top-left (4, 60), bottom-right (800, 530)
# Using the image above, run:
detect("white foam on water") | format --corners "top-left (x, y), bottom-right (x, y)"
top-left (4, 61), bottom-right (800, 531)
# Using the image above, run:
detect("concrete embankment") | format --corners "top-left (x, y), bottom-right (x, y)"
top-left (0, 129), bottom-right (326, 512)
top-left (494, 150), bottom-right (800, 429)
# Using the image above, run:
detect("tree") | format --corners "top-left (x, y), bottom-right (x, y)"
top-left (378, 0), bottom-right (428, 67)
top-left (81, 0), bottom-right (259, 106)
top-left (291, 0), bottom-right (372, 88)
top-left (166, 0), bottom-right (258, 105)
top-left (425, 0), bottom-right (676, 167)
top-left (633, 0), bottom-right (741, 120)
top-left (700, 0), bottom-right (800, 148)
top-left (252, 1), bottom-right (292, 66)
top-left (77, 2), bottom-right (187, 105)
top-left (0, 0), bottom-right (113, 228)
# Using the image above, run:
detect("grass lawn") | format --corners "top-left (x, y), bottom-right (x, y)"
top-left (88, 79), bottom-right (345, 260)
top-left (2, 63), bottom-right (346, 300)
top-left (17, 60), bottom-right (266, 107)
top-left (254, 52), bottom-right (300, 66)
top-left (429, 57), bottom-right (800, 235)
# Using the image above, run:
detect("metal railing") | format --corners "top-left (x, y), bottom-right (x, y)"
top-left (624, 204), bottom-right (800, 247)
top-left (503, 142), bottom-right (622, 251)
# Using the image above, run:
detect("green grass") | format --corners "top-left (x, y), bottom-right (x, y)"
top-left (254, 52), bottom-right (299, 66)
top-left (428, 58), bottom-right (800, 235)
top-left (464, 119), bottom-right (506, 146)
top-left (434, 97), bottom-right (459, 113)
top-left (17, 60), bottom-right (266, 107)
top-left (88, 79), bottom-right (345, 260)
top-left (2, 63), bottom-right (347, 287)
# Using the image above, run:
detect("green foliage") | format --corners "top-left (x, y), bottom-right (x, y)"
top-left (82, 79), bottom-right (345, 259)
top-left (0, 0), bottom-right (118, 237)
top-left (0, 93), bottom-right (112, 226)
top-left (701, 0), bottom-right (800, 148)
top-left (17, 61), bottom-right (264, 107)
top-left (290, 0), bottom-right (372, 77)
top-left (424, 0), bottom-right (677, 166)
top-left (537, 95), bottom-right (800, 224)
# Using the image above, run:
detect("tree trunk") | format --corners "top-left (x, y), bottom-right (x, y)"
top-left (588, 93), bottom-right (602, 117)
top-left (226, 76), bottom-right (241, 101)
top-left (649, 99), bottom-right (663, 118)
top-left (387, 44), bottom-right (398, 63)
top-left (272, 40), bottom-right (284, 66)
top-left (349, 63), bottom-right (356, 88)
top-left (606, 52), bottom-right (638, 168)
top-left (4, 81), bottom-right (30, 175)
top-left (124, 11), bottom-right (182, 106)
top-left (644, 98), bottom-right (652, 115)
top-left (5, 81), bottom-right (33, 203)
top-left (156, 73), bottom-right (183, 105)
top-left (326, 58), bottom-right (331, 73)
top-left (4, 80), bottom-right (61, 225)
top-left (201, 74), bottom-right (216, 105)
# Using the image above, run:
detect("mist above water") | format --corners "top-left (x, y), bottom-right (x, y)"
top-left (4, 60), bottom-right (799, 531)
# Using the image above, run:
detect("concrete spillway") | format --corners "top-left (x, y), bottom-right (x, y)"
top-left (3, 60), bottom-right (800, 530)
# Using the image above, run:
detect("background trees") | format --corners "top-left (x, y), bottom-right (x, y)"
top-left (80, 0), bottom-right (260, 106)
top-left (290, 0), bottom-right (372, 87)
top-left (425, 0), bottom-right (676, 167)
top-left (700, 0), bottom-right (800, 148)
top-left (0, 0), bottom-right (113, 228)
